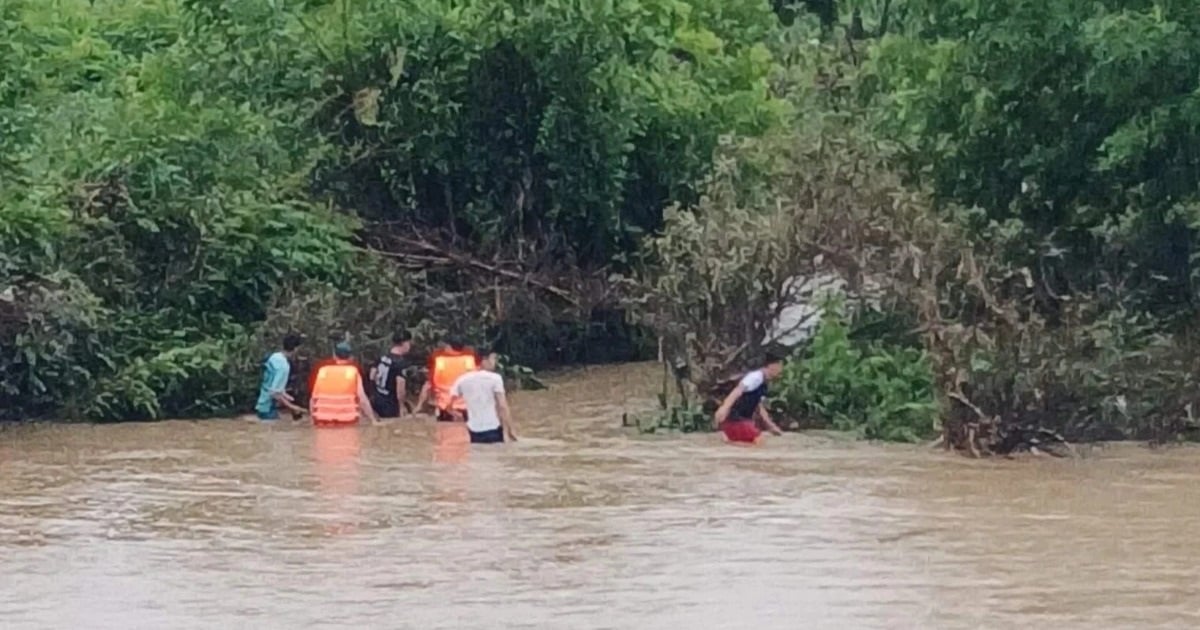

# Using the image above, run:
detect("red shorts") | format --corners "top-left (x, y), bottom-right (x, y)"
top-left (721, 419), bottom-right (761, 443)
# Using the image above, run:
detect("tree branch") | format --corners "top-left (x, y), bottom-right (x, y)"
top-left (367, 236), bottom-right (580, 306)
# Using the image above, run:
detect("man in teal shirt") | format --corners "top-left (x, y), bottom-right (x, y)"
top-left (255, 333), bottom-right (307, 420)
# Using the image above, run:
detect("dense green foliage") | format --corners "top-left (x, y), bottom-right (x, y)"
top-left (1, 0), bottom-right (360, 420)
top-left (865, 0), bottom-right (1200, 313)
top-left (773, 302), bottom-right (938, 442)
top-left (630, 2), bottom-right (1200, 447)
top-left (316, 0), bottom-right (785, 263)
top-left (857, 0), bottom-right (1200, 445)
top-left (4, 0), bottom-right (1198, 444)
top-left (0, 0), bottom-right (783, 421)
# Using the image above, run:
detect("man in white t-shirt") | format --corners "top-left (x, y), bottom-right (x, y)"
top-left (448, 348), bottom-right (517, 443)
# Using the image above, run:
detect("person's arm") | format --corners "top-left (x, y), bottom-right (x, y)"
top-left (358, 376), bottom-right (381, 425)
top-left (394, 375), bottom-right (407, 417)
top-left (414, 381), bottom-right (431, 413)
top-left (447, 378), bottom-right (465, 422)
top-left (272, 390), bottom-right (305, 415)
top-left (756, 402), bottom-right (783, 436)
top-left (269, 360), bottom-right (306, 415)
top-left (496, 391), bottom-right (516, 441)
top-left (713, 385), bottom-right (745, 428)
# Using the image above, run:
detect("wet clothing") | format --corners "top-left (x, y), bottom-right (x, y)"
top-left (370, 351), bottom-right (410, 417)
top-left (469, 427), bottom-right (505, 444)
top-left (255, 351), bottom-right (290, 419)
top-left (371, 396), bottom-right (400, 419)
top-left (729, 370), bottom-right (768, 421)
top-left (450, 370), bottom-right (505, 434)
top-left (719, 369), bottom-right (769, 443)
top-left (721, 419), bottom-right (761, 443)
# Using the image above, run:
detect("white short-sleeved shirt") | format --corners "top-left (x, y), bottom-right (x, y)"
top-left (739, 369), bottom-right (765, 392)
top-left (449, 370), bottom-right (506, 432)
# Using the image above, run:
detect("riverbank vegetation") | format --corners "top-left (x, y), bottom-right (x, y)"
top-left (3, 0), bottom-right (1198, 450)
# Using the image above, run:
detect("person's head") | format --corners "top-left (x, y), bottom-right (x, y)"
top-left (334, 341), bottom-right (353, 361)
top-left (446, 335), bottom-right (468, 352)
top-left (391, 329), bottom-right (413, 354)
top-left (282, 332), bottom-right (304, 356)
top-left (763, 351), bottom-right (786, 380)
top-left (477, 347), bottom-right (498, 371)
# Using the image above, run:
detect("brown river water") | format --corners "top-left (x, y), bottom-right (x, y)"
top-left (2, 363), bottom-right (1199, 629)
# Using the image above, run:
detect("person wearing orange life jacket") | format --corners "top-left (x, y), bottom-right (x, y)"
top-left (413, 336), bottom-right (477, 422)
top-left (310, 342), bottom-right (380, 426)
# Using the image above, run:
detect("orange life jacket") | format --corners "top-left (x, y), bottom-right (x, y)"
top-left (311, 363), bottom-right (361, 426)
top-left (430, 351), bottom-right (477, 411)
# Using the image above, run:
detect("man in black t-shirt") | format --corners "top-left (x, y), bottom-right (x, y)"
top-left (369, 330), bottom-right (413, 419)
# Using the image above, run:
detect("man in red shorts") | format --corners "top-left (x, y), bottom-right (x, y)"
top-left (713, 353), bottom-right (786, 444)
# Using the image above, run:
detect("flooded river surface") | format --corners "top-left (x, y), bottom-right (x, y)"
top-left (3, 363), bottom-right (1199, 629)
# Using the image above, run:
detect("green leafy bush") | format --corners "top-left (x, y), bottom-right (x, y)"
top-left (772, 302), bottom-right (938, 443)
top-left (0, 0), bottom-right (358, 421)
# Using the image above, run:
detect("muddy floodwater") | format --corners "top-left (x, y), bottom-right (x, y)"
top-left (2, 363), bottom-right (1199, 629)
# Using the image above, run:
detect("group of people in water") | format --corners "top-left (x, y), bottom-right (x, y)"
top-left (253, 330), bottom-right (517, 444)
top-left (254, 328), bottom-right (789, 446)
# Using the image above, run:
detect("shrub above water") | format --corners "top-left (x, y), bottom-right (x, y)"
top-left (772, 302), bottom-right (939, 443)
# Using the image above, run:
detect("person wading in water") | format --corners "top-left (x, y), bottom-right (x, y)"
top-left (448, 347), bottom-right (517, 443)
top-left (255, 332), bottom-right (307, 421)
top-left (310, 342), bottom-right (380, 426)
top-left (368, 330), bottom-right (413, 419)
top-left (712, 353), bottom-right (786, 444)
top-left (414, 336), bottom-right (477, 422)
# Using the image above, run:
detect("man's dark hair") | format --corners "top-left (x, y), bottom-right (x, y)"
top-left (282, 332), bottom-right (304, 352)
top-left (476, 346), bottom-right (496, 363)
top-left (764, 350), bottom-right (786, 366)
top-left (446, 335), bottom-right (468, 351)
top-left (392, 329), bottom-right (412, 345)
